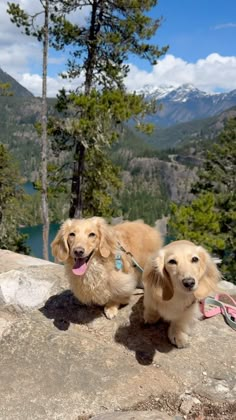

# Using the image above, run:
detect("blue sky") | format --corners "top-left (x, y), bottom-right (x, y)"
top-left (1, 0), bottom-right (236, 96)
top-left (128, 0), bottom-right (236, 69)
top-left (157, 0), bottom-right (236, 60)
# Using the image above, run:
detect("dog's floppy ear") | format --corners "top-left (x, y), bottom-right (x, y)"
top-left (143, 250), bottom-right (173, 301)
top-left (51, 220), bottom-right (71, 262)
top-left (96, 218), bottom-right (113, 258)
top-left (194, 246), bottom-right (221, 299)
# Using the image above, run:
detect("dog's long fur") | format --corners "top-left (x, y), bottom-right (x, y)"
top-left (51, 217), bottom-right (162, 319)
top-left (142, 240), bottom-right (221, 348)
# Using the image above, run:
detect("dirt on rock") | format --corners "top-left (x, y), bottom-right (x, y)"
top-left (78, 393), bottom-right (236, 420)
top-left (128, 393), bottom-right (236, 419)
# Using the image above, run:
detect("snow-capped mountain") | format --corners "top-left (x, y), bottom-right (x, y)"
top-left (138, 84), bottom-right (236, 126)
top-left (138, 83), bottom-right (217, 101)
top-left (137, 84), bottom-right (177, 98)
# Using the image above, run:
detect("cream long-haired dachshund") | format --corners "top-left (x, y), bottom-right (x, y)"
top-left (51, 217), bottom-right (162, 319)
top-left (142, 240), bottom-right (221, 348)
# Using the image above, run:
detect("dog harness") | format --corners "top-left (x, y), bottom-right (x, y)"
top-left (115, 243), bottom-right (144, 273)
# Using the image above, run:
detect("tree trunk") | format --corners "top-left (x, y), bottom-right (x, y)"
top-left (70, 2), bottom-right (103, 219)
top-left (41, 0), bottom-right (49, 260)
top-left (84, 0), bottom-right (98, 95)
top-left (69, 142), bottom-right (85, 219)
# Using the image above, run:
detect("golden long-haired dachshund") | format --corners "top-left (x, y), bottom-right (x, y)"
top-left (142, 240), bottom-right (221, 348)
top-left (51, 217), bottom-right (162, 319)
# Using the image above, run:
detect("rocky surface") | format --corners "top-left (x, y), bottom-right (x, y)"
top-left (91, 412), bottom-right (172, 419)
top-left (0, 250), bottom-right (235, 420)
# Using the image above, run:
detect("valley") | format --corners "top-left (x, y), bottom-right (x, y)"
top-left (1, 68), bottom-right (236, 227)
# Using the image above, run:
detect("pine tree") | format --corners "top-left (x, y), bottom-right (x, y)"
top-left (0, 145), bottom-right (29, 254)
top-left (168, 118), bottom-right (236, 283)
top-left (50, 0), bottom-right (168, 217)
top-left (168, 193), bottom-right (225, 251)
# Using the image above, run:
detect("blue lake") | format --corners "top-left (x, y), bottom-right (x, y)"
top-left (20, 223), bottom-right (60, 261)
top-left (23, 181), bottom-right (37, 195)
top-left (21, 182), bottom-right (60, 261)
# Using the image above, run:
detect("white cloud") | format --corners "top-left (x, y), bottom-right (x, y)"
top-left (0, 0), bottom-right (42, 74)
top-left (213, 22), bottom-right (236, 30)
top-left (125, 54), bottom-right (236, 93)
top-left (18, 73), bottom-right (84, 97)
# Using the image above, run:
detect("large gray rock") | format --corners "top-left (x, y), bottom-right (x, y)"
top-left (0, 250), bottom-right (55, 272)
top-left (0, 250), bottom-right (67, 310)
top-left (0, 250), bottom-right (235, 420)
top-left (218, 280), bottom-right (236, 294)
top-left (0, 269), bottom-right (55, 309)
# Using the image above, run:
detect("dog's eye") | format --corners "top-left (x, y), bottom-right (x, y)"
top-left (168, 259), bottom-right (177, 265)
top-left (88, 232), bottom-right (96, 238)
top-left (192, 256), bottom-right (199, 263)
top-left (69, 232), bottom-right (75, 237)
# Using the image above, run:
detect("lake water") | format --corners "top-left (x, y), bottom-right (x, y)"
top-left (20, 223), bottom-right (60, 261)
top-left (21, 182), bottom-right (59, 261)
top-left (23, 181), bottom-right (37, 195)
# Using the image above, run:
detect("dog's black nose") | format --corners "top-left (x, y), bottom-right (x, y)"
top-left (74, 247), bottom-right (85, 258)
top-left (182, 277), bottom-right (195, 289)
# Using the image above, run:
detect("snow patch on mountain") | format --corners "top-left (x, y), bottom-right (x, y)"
top-left (137, 83), bottom-right (217, 103)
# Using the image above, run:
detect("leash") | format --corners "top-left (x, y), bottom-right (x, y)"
top-left (200, 293), bottom-right (236, 331)
top-left (116, 243), bottom-right (144, 273)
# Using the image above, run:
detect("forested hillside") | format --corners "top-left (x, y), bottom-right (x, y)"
top-left (0, 96), bottom-right (56, 179)
top-left (1, 91), bottom-right (235, 225)
top-left (1, 66), bottom-right (236, 227)
top-left (2, 94), bottom-right (235, 177)
top-left (139, 106), bottom-right (236, 150)
top-left (0, 93), bottom-right (199, 223)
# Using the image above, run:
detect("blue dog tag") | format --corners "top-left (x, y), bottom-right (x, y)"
top-left (115, 254), bottom-right (123, 271)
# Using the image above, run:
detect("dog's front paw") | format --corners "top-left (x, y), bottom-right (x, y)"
top-left (168, 327), bottom-right (189, 348)
top-left (104, 304), bottom-right (119, 320)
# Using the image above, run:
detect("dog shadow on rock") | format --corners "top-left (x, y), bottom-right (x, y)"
top-left (114, 296), bottom-right (173, 366)
top-left (40, 289), bottom-right (103, 330)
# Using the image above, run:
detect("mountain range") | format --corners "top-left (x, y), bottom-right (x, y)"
top-left (1, 68), bottom-right (236, 169)
top-left (1, 68), bottom-right (236, 126)
top-left (140, 83), bottom-right (236, 126)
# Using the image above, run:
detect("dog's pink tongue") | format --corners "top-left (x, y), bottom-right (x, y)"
top-left (72, 259), bottom-right (87, 276)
